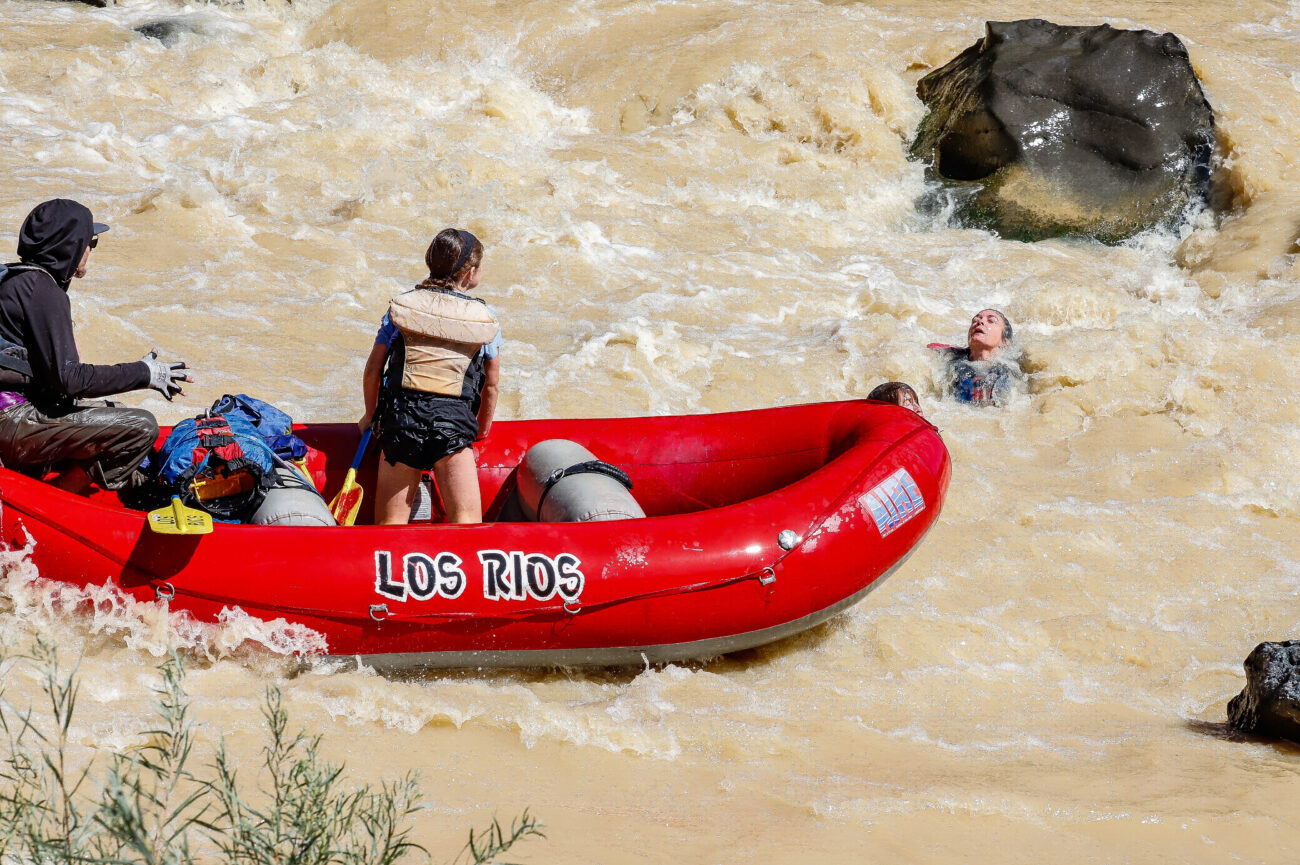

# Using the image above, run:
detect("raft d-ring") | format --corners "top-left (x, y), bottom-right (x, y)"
top-left (154, 582), bottom-right (175, 601)
top-left (563, 599), bottom-right (582, 615)
top-left (369, 604), bottom-right (389, 622)
top-left (758, 567), bottom-right (776, 586)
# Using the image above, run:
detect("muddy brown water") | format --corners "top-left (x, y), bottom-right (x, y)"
top-left (2, 0), bottom-right (1299, 861)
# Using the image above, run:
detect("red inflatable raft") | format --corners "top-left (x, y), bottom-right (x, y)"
top-left (0, 400), bottom-right (949, 670)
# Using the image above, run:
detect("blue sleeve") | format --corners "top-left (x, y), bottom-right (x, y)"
top-left (374, 312), bottom-right (398, 348)
top-left (481, 305), bottom-right (502, 359)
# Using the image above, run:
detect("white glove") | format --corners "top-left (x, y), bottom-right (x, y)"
top-left (142, 351), bottom-right (190, 401)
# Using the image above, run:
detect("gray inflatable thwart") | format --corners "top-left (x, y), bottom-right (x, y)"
top-left (249, 465), bottom-right (337, 527)
top-left (517, 439), bottom-right (644, 522)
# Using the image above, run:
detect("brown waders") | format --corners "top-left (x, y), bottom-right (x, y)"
top-left (0, 401), bottom-right (158, 490)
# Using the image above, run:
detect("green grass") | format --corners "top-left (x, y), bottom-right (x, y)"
top-left (0, 641), bottom-right (543, 864)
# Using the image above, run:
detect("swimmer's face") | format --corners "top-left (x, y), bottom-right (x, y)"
top-left (898, 390), bottom-right (922, 415)
top-left (968, 309), bottom-right (1008, 352)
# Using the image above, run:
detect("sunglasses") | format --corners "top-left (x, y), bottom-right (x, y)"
top-left (89, 235), bottom-right (99, 250)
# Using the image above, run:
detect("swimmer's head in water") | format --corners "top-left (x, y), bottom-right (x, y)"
top-left (968, 309), bottom-right (1012, 353)
top-left (868, 381), bottom-right (922, 414)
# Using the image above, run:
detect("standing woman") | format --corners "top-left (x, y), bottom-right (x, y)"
top-left (359, 228), bottom-right (502, 524)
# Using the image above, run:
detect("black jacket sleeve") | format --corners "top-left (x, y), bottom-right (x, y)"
top-left (16, 274), bottom-right (150, 400)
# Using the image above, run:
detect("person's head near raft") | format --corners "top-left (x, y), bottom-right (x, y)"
top-left (868, 381), bottom-right (923, 415)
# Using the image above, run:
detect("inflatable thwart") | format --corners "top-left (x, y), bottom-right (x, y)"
top-left (517, 439), bottom-right (645, 523)
top-left (251, 464), bottom-right (337, 527)
top-left (413, 439), bottom-right (642, 524)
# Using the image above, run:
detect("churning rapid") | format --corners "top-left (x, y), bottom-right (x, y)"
top-left (2, 0), bottom-right (1299, 860)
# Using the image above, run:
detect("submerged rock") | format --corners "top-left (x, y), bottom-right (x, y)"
top-left (134, 20), bottom-right (193, 47)
top-left (910, 19), bottom-right (1215, 242)
top-left (1227, 641), bottom-right (1300, 743)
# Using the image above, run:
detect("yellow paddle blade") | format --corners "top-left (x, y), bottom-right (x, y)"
top-left (148, 496), bottom-right (213, 535)
top-left (328, 469), bottom-right (364, 527)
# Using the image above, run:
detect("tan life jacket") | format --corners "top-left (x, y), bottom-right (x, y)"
top-left (387, 289), bottom-right (500, 396)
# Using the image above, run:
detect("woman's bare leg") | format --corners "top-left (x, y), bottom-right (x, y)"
top-left (375, 455), bottom-right (422, 525)
top-left (432, 447), bottom-right (482, 524)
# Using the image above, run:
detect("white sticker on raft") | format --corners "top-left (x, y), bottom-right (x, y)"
top-left (374, 550), bottom-right (585, 604)
top-left (860, 468), bottom-right (925, 537)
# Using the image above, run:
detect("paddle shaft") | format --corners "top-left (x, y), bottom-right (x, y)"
top-left (329, 427), bottom-right (373, 525)
top-left (347, 427), bottom-right (373, 473)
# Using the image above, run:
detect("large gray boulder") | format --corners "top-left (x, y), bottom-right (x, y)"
top-left (910, 19), bottom-right (1215, 242)
top-left (1227, 641), bottom-right (1300, 742)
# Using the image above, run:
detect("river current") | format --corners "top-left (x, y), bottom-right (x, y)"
top-left (2, 0), bottom-right (1299, 861)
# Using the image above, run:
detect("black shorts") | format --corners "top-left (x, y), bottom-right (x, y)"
top-left (377, 390), bottom-right (478, 470)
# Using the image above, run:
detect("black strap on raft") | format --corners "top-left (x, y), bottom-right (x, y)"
top-left (535, 460), bottom-right (634, 517)
top-left (0, 349), bottom-right (31, 378)
top-left (0, 265), bottom-right (41, 379)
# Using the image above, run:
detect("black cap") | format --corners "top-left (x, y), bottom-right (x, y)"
top-left (92, 221), bottom-right (110, 235)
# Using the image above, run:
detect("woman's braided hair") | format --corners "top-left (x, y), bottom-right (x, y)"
top-left (418, 228), bottom-right (482, 291)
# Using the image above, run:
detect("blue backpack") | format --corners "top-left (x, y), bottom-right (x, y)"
top-left (153, 411), bottom-right (279, 520)
top-left (209, 393), bottom-right (292, 436)
top-left (209, 393), bottom-right (308, 460)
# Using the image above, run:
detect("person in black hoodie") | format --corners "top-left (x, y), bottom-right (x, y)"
top-left (0, 199), bottom-right (191, 493)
